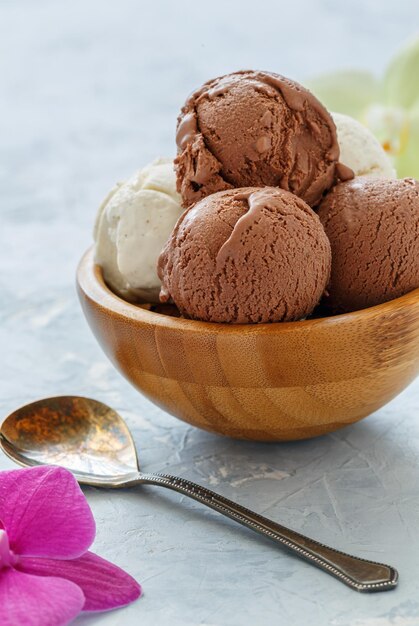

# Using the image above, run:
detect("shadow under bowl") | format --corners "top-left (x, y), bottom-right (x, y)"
top-left (77, 248), bottom-right (419, 441)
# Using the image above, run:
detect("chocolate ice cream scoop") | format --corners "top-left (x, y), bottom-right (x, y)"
top-left (158, 187), bottom-right (331, 324)
top-left (175, 70), bottom-right (352, 208)
top-left (318, 177), bottom-right (419, 314)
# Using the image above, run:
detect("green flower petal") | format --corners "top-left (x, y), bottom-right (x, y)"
top-left (384, 36), bottom-right (419, 110)
top-left (394, 101), bottom-right (419, 178)
top-left (306, 70), bottom-right (378, 118)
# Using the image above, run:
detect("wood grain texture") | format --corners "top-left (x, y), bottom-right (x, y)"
top-left (77, 249), bottom-right (419, 441)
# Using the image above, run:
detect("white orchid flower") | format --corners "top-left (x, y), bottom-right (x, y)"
top-left (308, 36), bottom-right (419, 178)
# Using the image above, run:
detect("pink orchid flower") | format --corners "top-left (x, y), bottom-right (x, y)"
top-left (0, 465), bottom-right (141, 626)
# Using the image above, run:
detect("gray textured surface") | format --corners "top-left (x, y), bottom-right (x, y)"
top-left (1, 1), bottom-right (419, 624)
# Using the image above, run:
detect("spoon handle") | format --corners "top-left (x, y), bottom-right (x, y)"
top-left (137, 472), bottom-right (397, 592)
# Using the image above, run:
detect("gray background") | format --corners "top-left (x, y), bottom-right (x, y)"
top-left (1, 1), bottom-right (419, 625)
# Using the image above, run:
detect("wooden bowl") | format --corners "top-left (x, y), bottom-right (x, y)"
top-left (77, 249), bottom-right (419, 441)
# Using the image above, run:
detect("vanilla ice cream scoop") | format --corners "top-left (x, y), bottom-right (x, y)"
top-left (332, 112), bottom-right (396, 178)
top-left (94, 158), bottom-right (183, 303)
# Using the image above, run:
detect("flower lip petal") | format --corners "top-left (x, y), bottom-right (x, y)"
top-left (0, 466), bottom-right (95, 558)
top-left (0, 529), bottom-right (12, 568)
top-left (0, 566), bottom-right (85, 626)
top-left (18, 551), bottom-right (142, 612)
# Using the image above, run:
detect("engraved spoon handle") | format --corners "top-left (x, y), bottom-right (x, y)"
top-left (137, 472), bottom-right (397, 592)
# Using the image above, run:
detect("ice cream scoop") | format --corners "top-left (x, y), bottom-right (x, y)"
top-left (318, 177), bottom-right (419, 313)
top-left (158, 187), bottom-right (331, 324)
top-left (333, 112), bottom-right (396, 178)
top-left (94, 158), bottom-right (183, 303)
top-left (175, 71), bottom-right (352, 208)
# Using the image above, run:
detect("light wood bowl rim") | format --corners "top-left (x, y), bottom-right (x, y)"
top-left (77, 247), bottom-right (419, 335)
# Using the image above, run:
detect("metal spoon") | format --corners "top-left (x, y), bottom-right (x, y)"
top-left (0, 396), bottom-right (397, 592)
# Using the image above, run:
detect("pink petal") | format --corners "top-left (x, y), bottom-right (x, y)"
top-left (18, 551), bottom-right (141, 612)
top-left (0, 466), bottom-right (95, 558)
top-left (0, 566), bottom-right (84, 626)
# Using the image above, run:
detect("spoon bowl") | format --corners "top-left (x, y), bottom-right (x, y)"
top-left (0, 396), bottom-right (140, 486)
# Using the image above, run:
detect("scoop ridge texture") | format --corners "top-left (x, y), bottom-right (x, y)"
top-left (318, 177), bottom-right (419, 313)
top-left (158, 187), bottom-right (331, 324)
top-left (175, 70), bottom-right (351, 208)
